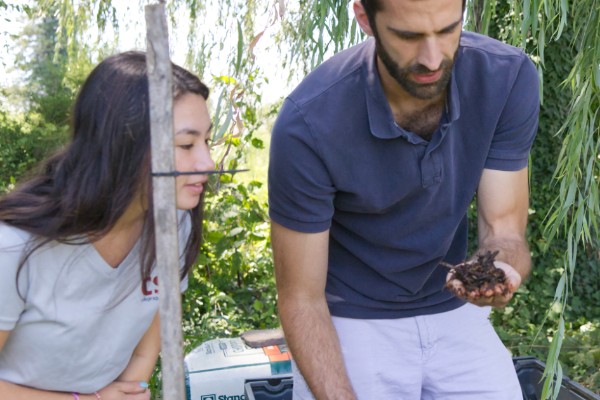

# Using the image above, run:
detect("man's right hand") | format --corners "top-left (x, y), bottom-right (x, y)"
top-left (271, 221), bottom-right (357, 400)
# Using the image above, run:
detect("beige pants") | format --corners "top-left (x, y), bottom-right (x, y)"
top-left (292, 303), bottom-right (522, 400)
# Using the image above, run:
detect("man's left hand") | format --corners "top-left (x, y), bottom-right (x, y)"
top-left (446, 261), bottom-right (522, 308)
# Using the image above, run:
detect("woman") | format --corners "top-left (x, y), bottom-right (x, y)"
top-left (0, 51), bottom-right (214, 400)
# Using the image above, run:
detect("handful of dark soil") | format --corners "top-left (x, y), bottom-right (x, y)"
top-left (444, 250), bottom-right (508, 295)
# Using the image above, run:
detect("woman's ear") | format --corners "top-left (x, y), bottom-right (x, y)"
top-left (353, 0), bottom-right (375, 37)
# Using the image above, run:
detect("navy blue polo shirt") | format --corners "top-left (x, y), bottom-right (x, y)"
top-left (268, 31), bottom-right (539, 319)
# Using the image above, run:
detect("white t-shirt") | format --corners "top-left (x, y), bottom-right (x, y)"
top-left (0, 213), bottom-right (190, 393)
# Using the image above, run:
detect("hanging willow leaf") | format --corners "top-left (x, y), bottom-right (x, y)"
top-left (235, 19), bottom-right (244, 74)
top-left (541, 316), bottom-right (565, 400)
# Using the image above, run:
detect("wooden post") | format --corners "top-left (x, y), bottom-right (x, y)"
top-left (145, 4), bottom-right (186, 400)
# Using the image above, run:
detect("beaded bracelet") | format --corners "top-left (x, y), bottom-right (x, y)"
top-left (72, 393), bottom-right (79, 400)
top-left (94, 391), bottom-right (102, 400)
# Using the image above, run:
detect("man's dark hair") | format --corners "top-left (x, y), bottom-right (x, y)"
top-left (361, 0), bottom-right (466, 28)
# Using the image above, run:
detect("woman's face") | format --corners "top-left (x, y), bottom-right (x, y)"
top-left (172, 93), bottom-right (215, 210)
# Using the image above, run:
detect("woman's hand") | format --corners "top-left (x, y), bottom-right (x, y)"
top-left (84, 381), bottom-right (150, 400)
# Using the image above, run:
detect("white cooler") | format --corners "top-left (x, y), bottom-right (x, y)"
top-left (184, 332), bottom-right (292, 400)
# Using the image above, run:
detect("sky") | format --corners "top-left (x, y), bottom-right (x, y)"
top-left (0, 3), bottom-right (28, 87)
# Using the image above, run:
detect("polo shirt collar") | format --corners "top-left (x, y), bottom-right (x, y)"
top-left (364, 38), bottom-right (461, 140)
top-left (446, 62), bottom-right (461, 123)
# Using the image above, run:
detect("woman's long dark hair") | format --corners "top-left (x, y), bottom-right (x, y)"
top-left (0, 51), bottom-right (209, 283)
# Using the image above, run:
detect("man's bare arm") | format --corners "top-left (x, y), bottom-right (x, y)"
top-left (271, 221), bottom-right (356, 399)
top-left (448, 168), bottom-right (531, 307)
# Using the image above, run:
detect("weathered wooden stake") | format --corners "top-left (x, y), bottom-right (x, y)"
top-left (145, 4), bottom-right (186, 400)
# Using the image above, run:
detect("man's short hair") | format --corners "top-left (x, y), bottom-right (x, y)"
top-left (361, 0), bottom-right (466, 25)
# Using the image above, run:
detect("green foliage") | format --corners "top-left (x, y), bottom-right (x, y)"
top-left (0, 1), bottom-right (87, 194)
top-left (1, 0), bottom-right (599, 397)
top-left (13, 12), bottom-right (72, 124)
top-left (182, 179), bottom-right (277, 351)
top-left (179, 8), bottom-right (280, 352)
top-left (0, 110), bottom-right (68, 193)
top-left (13, 1), bottom-right (95, 107)
top-left (473, 2), bottom-right (600, 394)
top-left (278, 0), bottom-right (363, 73)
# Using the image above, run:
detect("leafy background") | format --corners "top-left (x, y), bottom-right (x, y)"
top-left (0, 0), bottom-right (598, 397)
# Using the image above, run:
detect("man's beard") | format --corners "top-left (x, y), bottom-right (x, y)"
top-left (375, 38), bottom-right (455, 100)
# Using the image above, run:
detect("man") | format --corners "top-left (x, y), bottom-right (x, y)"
top-left (268, 0), bottom-right (539, 398)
